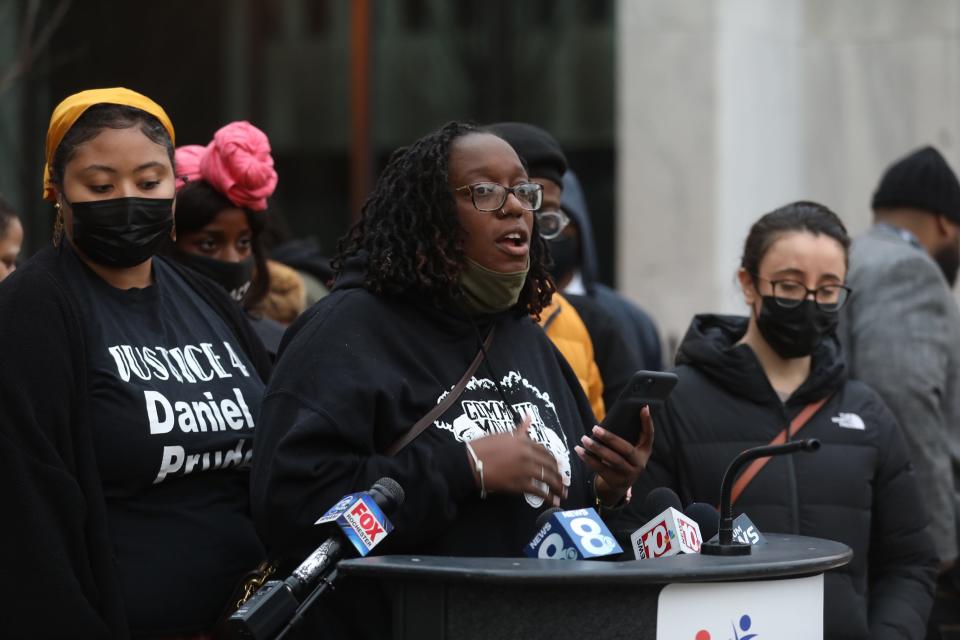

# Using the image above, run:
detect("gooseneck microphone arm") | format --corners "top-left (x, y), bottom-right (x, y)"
top-left (702, 438), bottom-right (821, 556)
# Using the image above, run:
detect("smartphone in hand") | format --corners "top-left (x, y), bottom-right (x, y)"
top-left (599, 370), bottom-right (678, 445)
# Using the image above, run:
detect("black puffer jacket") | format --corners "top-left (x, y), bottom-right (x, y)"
top-left (623, 314), bottom-right (937, 640)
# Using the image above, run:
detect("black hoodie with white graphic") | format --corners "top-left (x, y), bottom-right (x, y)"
top-left (251, 256), bottom-right (599, 563)
top-left (623, 314), bottom-right (937, 640)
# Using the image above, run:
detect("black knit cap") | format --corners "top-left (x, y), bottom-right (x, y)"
top-left (872, 145), bottom-right (960, 223)
top-left (486, 122), bottom-right (567, 187)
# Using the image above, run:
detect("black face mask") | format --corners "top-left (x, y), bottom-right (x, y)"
top-left (175, 251), bottom-right (255, 302)
top-left (755, 297), bottom-right (839, 359)
top-left (69, 197), bottom-right (174, 268)
top-left (548, 235), bottom-right (579, 282)
top-left (933, 241), bottom-right (960, 288)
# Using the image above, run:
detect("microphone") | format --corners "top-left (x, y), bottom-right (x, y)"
top-left (640, 486), bottom-right (683, 520)
top-left (524, 507), bottom-right (623, 559)
top-left (612, 487), bottom-right (683, 548)
top-left (630, 505), bottom-right (703, 559)
top-left (228, 478), bottom-right (405, 640)
top-left (535, 507), bottom-right (561, 532)
top-left (290, 477), bottom-right (403, 589)
top-left (701, 439), bottom-right (820, 556)
top-left (684, 502), bottom-right (720, 542)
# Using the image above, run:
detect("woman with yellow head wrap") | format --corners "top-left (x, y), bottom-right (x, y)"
top-left (0, 88), bottom-right (271, 638)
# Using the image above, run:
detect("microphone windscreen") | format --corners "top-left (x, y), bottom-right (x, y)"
top-left (535, 507), bottom-right (561, 532)
top-left (640, 487), bottom-right (682, 521)
top-left (684, 502), bottom-right (720, 541)
top-left (370, 477), bottom-right (405, 514)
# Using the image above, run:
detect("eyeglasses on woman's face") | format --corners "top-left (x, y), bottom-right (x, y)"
top-left (754, 275), bottom-right (852, 311)
top-left (455, 182), bottom-right (543, 213)
top-left (535, 209), bottom-right (570, 240)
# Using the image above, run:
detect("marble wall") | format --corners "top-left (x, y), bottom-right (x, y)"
top-left (616, 0), bottom-right (960, 358)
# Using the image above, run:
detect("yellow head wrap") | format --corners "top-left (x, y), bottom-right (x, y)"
top-left (43, 87), bottom-right (176, 202)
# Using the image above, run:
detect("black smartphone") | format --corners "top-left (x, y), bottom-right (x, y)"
top-left (598, 370), bottom-right (678, 444)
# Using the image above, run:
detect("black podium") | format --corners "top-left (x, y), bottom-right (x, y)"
top-left (337, 534), bottom-right (851, 640)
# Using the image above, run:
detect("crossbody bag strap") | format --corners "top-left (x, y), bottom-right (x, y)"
top-left (230, 328), bottom-right (495, 616)
top-left (384, 325), bottom-right (496, 456)
top-left (729, 394), bottom-right (832, 507)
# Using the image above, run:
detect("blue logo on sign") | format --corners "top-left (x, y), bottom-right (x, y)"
top-left (694, 613), bottom-right (757, 640)
top-left (732, 614), bottom-right (757, 640)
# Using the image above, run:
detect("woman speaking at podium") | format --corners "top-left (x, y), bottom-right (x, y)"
top-left (625, 202), bottom-right (937, 639)
top-left (251, 122), bottom-right (653, 637)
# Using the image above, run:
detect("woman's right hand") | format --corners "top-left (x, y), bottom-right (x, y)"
top-left (466, 417), bottom-right (568, 506)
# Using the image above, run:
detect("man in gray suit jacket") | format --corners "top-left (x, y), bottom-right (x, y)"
top-left (841, 145), bottom-right (960, 638)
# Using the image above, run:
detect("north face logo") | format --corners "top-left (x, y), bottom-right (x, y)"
top-left (831, 413), bottom-right (865, 430)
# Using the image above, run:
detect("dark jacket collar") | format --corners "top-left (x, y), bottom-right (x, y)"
top-left (676, 314), bottom-right (847, 408)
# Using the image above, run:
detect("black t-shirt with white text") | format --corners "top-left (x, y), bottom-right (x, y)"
top-left (63, 243), bottom-right (265, 637)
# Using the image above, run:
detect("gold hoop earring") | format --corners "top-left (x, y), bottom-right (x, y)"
top-left (52, 203), bottom-right (64, 248)
top-left (170, 208), bottom-right (177, 241)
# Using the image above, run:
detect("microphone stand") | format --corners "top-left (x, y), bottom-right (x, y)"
top-left (274, 567), bottom-right (340, 640)
top-left (701, 438), bottom-right (821, 556)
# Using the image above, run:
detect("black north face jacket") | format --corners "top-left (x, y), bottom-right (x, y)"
top-left (623, 314), bottom-right (937, 640)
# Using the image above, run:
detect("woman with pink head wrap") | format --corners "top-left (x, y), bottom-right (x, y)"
top-left (175, 121), bottom-right (277, 210)
top-left (169, 121), bottom-right (299, 357)
top-left (200, 121), bottom-right (278, 211)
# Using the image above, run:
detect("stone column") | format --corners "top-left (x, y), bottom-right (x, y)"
top-left (617, 0), bottom-right (960, 357)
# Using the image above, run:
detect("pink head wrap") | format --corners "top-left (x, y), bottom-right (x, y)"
top-left (175, 121), bottom-right (278, 212)
top-left (175, 145), bottom-right (206, 189)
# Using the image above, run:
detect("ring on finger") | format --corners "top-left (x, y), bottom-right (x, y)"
top-left (540, 466), bottom-right (545, 481)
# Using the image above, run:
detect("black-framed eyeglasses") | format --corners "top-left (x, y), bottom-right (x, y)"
top-left (754, 275), bottom-right (852, 311)
top-left (455, 182), bottom-right (543, 213)
top-left (535, 209), bottom-right (570, 240)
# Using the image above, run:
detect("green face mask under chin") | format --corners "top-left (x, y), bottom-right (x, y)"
top-left (458, 257), bottom-right (530, 316)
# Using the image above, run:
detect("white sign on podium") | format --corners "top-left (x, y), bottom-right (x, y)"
top-left (656, 574), bottom-right (823, 640)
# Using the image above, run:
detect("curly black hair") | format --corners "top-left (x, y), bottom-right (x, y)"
top-left (332, 121), bottom-right (555, 318)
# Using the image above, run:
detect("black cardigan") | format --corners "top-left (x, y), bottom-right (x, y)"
top-left (0, 245), bottom-right (270, 639)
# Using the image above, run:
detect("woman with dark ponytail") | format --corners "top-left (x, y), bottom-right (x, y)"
top-left (623, 201), bottom-right (938, 639)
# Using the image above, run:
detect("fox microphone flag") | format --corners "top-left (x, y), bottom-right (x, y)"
top-left (228, 478), bottom-right (404, 640)
top-left (312, 489), bottom-right (394, 557)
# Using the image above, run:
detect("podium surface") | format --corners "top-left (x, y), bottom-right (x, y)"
top-left (338, 534), bottom-right (851, 640)
top-left (341, 533), bottom-right (849, 583)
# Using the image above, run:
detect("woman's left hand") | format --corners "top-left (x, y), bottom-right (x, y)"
top-left (575, 406), bottom-right (655, 507)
